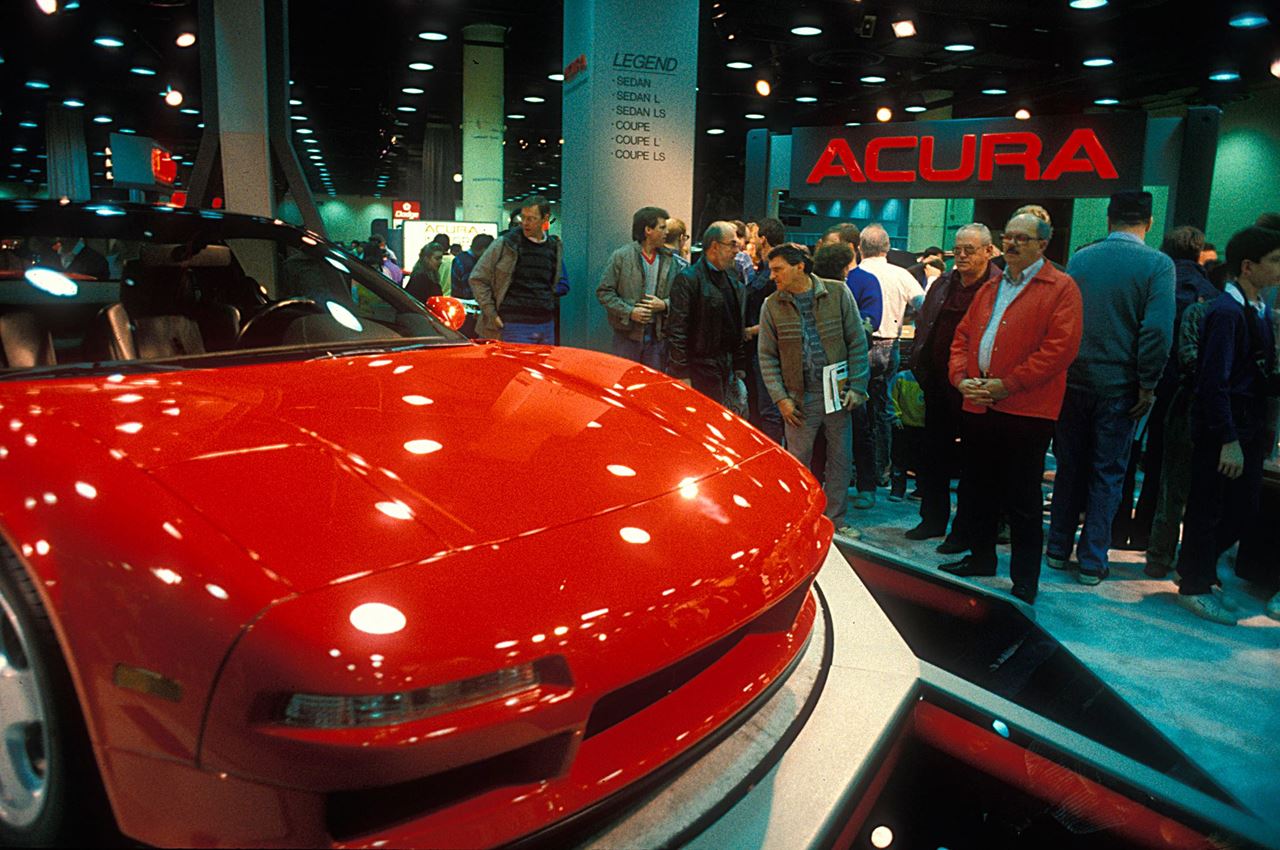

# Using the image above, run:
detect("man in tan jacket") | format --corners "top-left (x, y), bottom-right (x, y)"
top-left (595, 206), bottom-right (679, 369)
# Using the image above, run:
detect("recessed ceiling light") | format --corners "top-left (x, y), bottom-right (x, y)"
top-left (290, 114), bottom-right (306, 121)
top-left (164, 88), bottom-right (184, 107)
top-left (860, 75), bottom-right (887, 84)
top-left (876, 107), bottom-right (893, 122)
top-left (905, 105), bottom-right (927, 113)
top-left (796, 96), bottom-right (817, 103)
top-left (289, 98), bottom-right (303, 106)
top-left (130, 66), bottom-right (156, 76)
top-left (94, 36), bottom-right (124, 48)
top-left (37, 0), bottom-right (58, 14)
top-left (845, 121), bottom-right (861, 127)
top-left (62, 98), bottom-right (85, 108)
top-left (706, 128), bottom-right (726, 135)
top-left (402, 87), bottom-right (424, 94)
top-left (1228, 12), bottom-right (1269, 28)
top-left (523, 96), bottom-right (545, 103)
top-left (181, 108), bottom-right (200, 115)
top-left (25, 80), bottom-right (51, 90)
top-left (418, 31), bottom-right (447, 41)
top-left (1015, 108), bottom-right (1032, 120)
top-left (506, 113), bottom-right (526, 119)
top-left (1082, 57), bottom-right (1113, 67)
top-left (726, 61), bottom-right (752, 70)
top-left (296, 127), bottom-right (314, 134)
top-left (92, 115), bottom-right (112, 124)
top-left (1209, 70), bottom-right (1240, 81)
top-left (1094, 97), bottom-right (1120, 105)
top-left (409, 62), bottom-right (435, 72)
top-left (944, 43), bottom-right (975, 52)
top-left (396, 106), bottom-right (417, 112)
top-left (1069, 0), bottom-right (1108, 8)
top-left (755, 79), bottom-right (772, 96)
top-left (790, 26), bottom-right (822, 36)
top-left (12, 147), bottom-right (27, 154)
top-left (744, 112), bottom-right (765, 119)
top-left (891, 20), bottom-right (917, 38)
top-left (548, 73), bottom-right (564, 81)
top-left (175, 32), bottom-right (196, 48)
top-left (982, 87), bottom-right (1008, 95)
top-left (119, 127), bottom-right (135, 134)
top-left (19, 121), bottom-right (38, 129)
top-left (1272, 57), bottom-right (1280, 78)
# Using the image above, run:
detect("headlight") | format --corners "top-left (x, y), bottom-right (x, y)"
top-left (281, 663), bottom-right (540, 729)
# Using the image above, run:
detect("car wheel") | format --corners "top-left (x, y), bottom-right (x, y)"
top-left (0, 547), bottom-right (109, 846)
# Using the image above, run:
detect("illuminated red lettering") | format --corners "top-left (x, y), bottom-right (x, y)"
top-left (864, 136), bottom-right (918, 182)
top-left (978, 132), bottom-right (1042, 181)
top-left (919, 135), bottom-right (976, 182)
top-left (805, 139), bottom-right (867, 184)
top-left (1042, 128), bottom-right (1119, 181)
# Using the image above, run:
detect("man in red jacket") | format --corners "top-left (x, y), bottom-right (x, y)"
top-left (942, 213), bottom-right (1084, 604)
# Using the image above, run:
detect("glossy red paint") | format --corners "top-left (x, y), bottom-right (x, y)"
top-left (0, 343), bottom-right (830, 847)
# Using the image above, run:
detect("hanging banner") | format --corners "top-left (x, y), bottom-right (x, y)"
top-left (791, 113), bottom-right (1147, 200)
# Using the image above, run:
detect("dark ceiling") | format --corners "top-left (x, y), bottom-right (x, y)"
top-left (1, 0), bottom-right (1277, 212)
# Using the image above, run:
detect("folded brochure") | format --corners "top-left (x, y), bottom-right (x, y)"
top-left (823, 361), bottom-right (848, 414)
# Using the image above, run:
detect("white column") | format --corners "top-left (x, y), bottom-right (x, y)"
top-left (212, 0), bottom-right (273, 217)
top-left (461, 24), bottom-right (506, 226)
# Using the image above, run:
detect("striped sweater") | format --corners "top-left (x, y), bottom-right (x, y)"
top-left (758, 275), bottom-right (870, 405)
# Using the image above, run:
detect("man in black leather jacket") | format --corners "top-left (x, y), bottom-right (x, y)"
top-left (666, 221), bottom-right (748, 405)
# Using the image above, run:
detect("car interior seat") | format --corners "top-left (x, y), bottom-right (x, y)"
top-left (0, 310), bottom-right (57, 368)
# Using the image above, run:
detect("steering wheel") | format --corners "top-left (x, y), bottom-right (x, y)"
top-left (234, 297), bottom-right (327, 348)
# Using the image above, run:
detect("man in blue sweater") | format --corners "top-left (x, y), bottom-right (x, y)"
top-left (1046, 192), bottom-right (1175, 585)
top-left (1175, 226), bottom-right (1280, 625)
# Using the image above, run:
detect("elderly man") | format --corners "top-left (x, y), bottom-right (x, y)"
top-left (905, 223), bottom-right (1003, 547)
top-left (859, 224), bottom-right (925, 492)
top-left (596, 206), bottom-right (679, 370)
top-left (942, 213), bottom-right (1084, 605)
top-left (1046, 192), bottom-right (1175, 585)
top-left (758, 243), bottom-right (869, 528)
top-left (666, 221), bottom-right (748, 405)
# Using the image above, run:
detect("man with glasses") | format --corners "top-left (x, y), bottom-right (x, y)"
top-left (666, 221), bottom-right (748, 406)
top-left (470, 195), bottom-right (569, 344)
top-left (941, 213), bottom-right (1084, 605)
top-left (905, 223), bottom-right (1002, 549)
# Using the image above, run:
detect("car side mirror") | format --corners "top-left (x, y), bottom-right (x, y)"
top-left (424, 295), bottom-right (467, 331)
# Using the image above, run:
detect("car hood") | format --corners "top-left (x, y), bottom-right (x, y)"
top-left (19, 343), bottom-right (778, 594)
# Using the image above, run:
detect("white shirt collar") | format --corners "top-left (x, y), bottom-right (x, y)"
top-left (1225, 282), bottom-right (1265, 312)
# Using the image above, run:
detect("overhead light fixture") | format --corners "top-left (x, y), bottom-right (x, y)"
top-left (1227, 11), bottom-right (1268, 28)
top-left (891, 20), bottom-right (917, 38)
top-left (36, 0), bottom-right (58, 14)
top-left (1015, 108), bottom-right (1032, 120)
top-left (726, 61), bottom-right (752, 70)
top-left (290, 114), bottom-right (306, 121)
top-left (944, 43), bottom-right (975, 52)
top-left (1094, 97), bottom-right (1119, 105)
top-left (845, 121), bottom-right (861, 127)
top-left (523, 96), bottom-right (545, 103)
top-left (706, 128), bottom-right (726, 135)
top-left (860, 75), bottom-right (887, 84)
top-left (92, 115), bottom-right (112, 124)
top-left (1068, 0), bottom-right (1108, 8)
top-left (25, 80), bottom-right (51, 90)
top-left (506, 113), bottom-right (526, 119)
top-left (876, 106), bottom-right (893, 122)
top-left (1082, 57), bottom-right (1113, 67)
top-left (755, 79), bottom-right (772, 96)
top-left (790, 26), bottom-right (823, 36)
top-left (744, 113), bottom-right (765, 119)
top-left (396, 106), bottom-right (417, 112)
top-left (289, 98), bottom-right (303, 106)
top-left (164, 87), bottom-right (184, 107)
top-left (130, 66), bottom-right (156, 76)
top-left (180, 108), bottom-right (199, 115)
top-left (1209, 69), bottom-right (1240, 81)
top-left (905, 105), bottom-right (927, 113)
top-left (296, 127), bottom-right (314, 134)
top-left (982, 87), bottom-right (1008, 95)
top-left (19, 121), bottom-right (38, 128)
top-left (418, 31), bottom-right (447, 41)
top-left (62, 98), bottom-right (85, 108)
top-left (548, 73), bottom-right (564, 81)
top-left (175, 32), bottom-right (196, 48)
top-left (402, 87), bottom-right (424, 94)
top-left (409, 62), bottom-right (435, 72)
top-left (452, 172), bottom-right (463, 183)
top-left (1272, 57), bottom-right (1280, 78)
top-left (796, 96), bottom-right (817, 103)
top-left (94, 36), bottom-right (124, 48)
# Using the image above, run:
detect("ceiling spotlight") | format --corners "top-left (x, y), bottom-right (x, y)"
top-left (755, 79), bottom-right (772, 96)
top-left (796, 96), bottom-right (817, 103)
top-left (706, 128), bottom-right (726, 135)
top-left (744, 113), bottom-right (765, 119)
top-left (1082, 57), bottom-right (1113, 67)
top-left (523, 96), bottom-right (545, 103)
top-left (905, 105), bottom-right (927, 113)
top-left (94, 36), bottom-right (125, 48)
top-left (548, 73), bottom-right (564, 81)
top-left (860, 75), bottom-right (887, 84)
top-left (726, 61), bottom-right (752, 70)
top-left (945, 43), bottom-right (975, 52)
top-left (19, 121), bottom-right (38, 128)
top-left (1069, 0), bottom-right (1108, 7)
top-left (164, 88), bottom-right (184, 107)
top-left (130, 66), bottom-right (157, 76)
top-left (180, 108), bottom-right (199, 115)
top-left (982, 87), bottom-right (1008, 95)
top-left (1227, 11), bottom-right (1268, 28)
top-left (62, 98), bottom-right (85, 108)
top-left (1272, 57), bottom-right (1280, 78)
top-left (1015, 108), bottom-right (1032, 120)
top-left (402, 87), bottom-right (424, 94)
top-left (396, 106), bottom-right (417, 112)
top-left (790, 26), bottom-right (823, 36)
top-left (409, 62), bottom-right (435, 72)
top-left (36, 0), bottom-right (58, 14)
top-left (1094, 97), bottom-right (1120, 105)
top-left (418, 31), bottom-right (447, 41)
top-left (452, 172), bottom-right (462, 183)
top-left (876, 106), bottom-right (893, 122)
top-left (25, 80), bottom-right (51, 90)
top-left (175, 32), bottom-right (196, 48)
top-left (506, 113), bottom-right (526, 120)
top-left (845, 121), bottom-right (861, 127)
top-left (1208, 70), bottom-right (1240, 81)
top-left (92, 115), bottom-right (112, 124)
top-left (891, 20), bottom-right (917, 38)
top-left (296, 127), bottom-right (314, 134)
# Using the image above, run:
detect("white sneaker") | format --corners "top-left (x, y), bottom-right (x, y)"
top-left (1045, 554), bottom-right (1068, 571)
top-left (1266, 592), bottom-right (1280, 622)
top-left (1175, 593), bottom-right (1238, 626)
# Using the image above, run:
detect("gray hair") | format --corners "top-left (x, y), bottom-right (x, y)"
top-left (859, 223), bottom-right (891, 257)
top-left (955, 223), bottom-right (993, 246)
top-left (702, 220), bottom-right (737, 247)
top-left (1007, 213), bottom-right (1052, 241)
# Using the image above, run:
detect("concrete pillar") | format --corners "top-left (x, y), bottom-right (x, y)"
top-left (560, 0), bottom-right (699, 351)
top-left (45, 105), bottom-right (91, 201)
top-left (212, 0), bottom-right (272, 218)
top-left (461, 24), bottom-right (506, 226)
top-left (422, 123), bottom-right (458, 220)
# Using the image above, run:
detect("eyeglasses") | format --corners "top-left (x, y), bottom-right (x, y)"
top-left (716, 240), bottom-right (736, 248)
top-left (1002, 233), bottom-right (1041, 245)
top-left (952, 245), bottom-right (984, 256)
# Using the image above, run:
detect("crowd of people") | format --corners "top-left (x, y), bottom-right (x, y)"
top-left (379, 192), bottom-right (1279, 626)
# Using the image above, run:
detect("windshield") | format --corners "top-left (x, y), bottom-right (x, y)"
top-left (0, 202), bottom-right (464, 377)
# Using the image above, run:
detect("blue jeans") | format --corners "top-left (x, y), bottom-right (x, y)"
top-left (612, 329), bottom-right (666, 371)
top-left (751, 359), bottom-right (784, 444)
top-left (501, 319), bottom-right (556, 345)
top-left (784, 391), bottom-right (852, 523)
top-left (1047, 388), bottom-right (1137, 576)
top-left (867, 339), bottom-right (899, 484)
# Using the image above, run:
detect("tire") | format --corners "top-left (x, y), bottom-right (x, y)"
top-left (0, 546), bottom-right (111, 847)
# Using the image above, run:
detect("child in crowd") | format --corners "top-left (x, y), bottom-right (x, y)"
top-left (889, 368), bottom-right (926, 501)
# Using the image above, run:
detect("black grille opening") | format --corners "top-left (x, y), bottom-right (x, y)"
top-left (324, 732), bottom-right (572, 841)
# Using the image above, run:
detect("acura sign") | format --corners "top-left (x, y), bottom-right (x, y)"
top-left (791, 114), bottom-right (1147, 200)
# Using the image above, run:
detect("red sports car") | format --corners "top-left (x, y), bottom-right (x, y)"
top-left (0, 201), bottom-right (829, 847)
